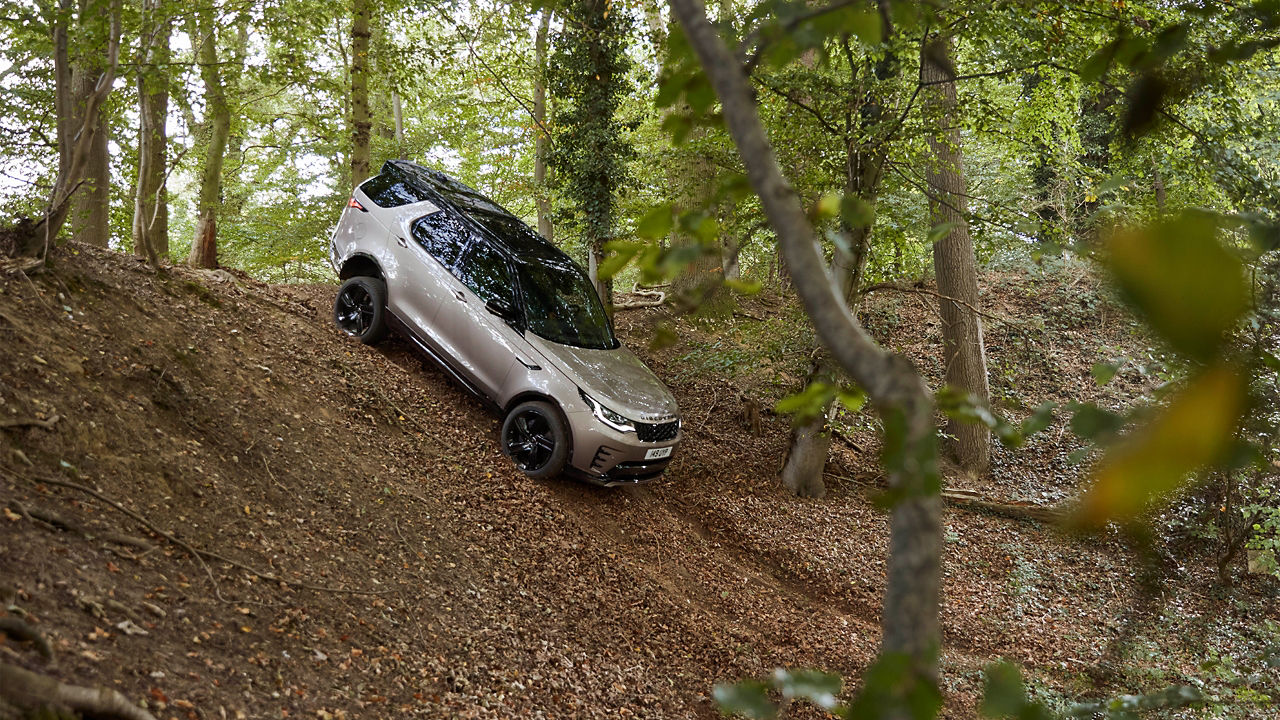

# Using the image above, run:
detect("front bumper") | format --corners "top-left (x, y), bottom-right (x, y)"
top-left (565, 411), bottom-right (681, 485)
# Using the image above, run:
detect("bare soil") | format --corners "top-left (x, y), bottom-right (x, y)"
top-left (0, 244), bottom-right (1274, 719)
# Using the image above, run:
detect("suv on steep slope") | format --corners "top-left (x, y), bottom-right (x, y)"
top-left (328, 161), bottom-right (681, 484)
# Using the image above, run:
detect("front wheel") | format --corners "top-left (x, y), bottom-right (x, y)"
top-left (501, 401), bottom-right (569, 479)
top-left (334, 276), bottom-right (388, 345)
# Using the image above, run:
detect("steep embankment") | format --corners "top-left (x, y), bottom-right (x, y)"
top-left (0, 245), bottom-right (1274, 719)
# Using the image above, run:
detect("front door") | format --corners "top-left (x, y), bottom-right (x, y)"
top-left (433, 238), bottom-right (523, 398)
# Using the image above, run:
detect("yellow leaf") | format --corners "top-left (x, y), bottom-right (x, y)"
top-left (1071, 364), bottom-right (1246, 527)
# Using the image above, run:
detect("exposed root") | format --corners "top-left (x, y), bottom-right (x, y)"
top-left (0, 414), bottom-right (62, 431)
top-left (0, 617), bottom-right (53, 662)
top-left (0, 662), bottom-right (157, 720)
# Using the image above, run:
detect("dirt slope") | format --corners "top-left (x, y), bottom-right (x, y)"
top-left (0, 245), bottom-right (1274, 719)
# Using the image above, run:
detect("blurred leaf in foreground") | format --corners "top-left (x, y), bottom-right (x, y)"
top-left (1071, 364), bottom-right (1247, 528)
top-left (1105, 211), bottom-right (1248, 362)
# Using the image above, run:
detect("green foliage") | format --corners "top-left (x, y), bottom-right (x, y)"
top-left (713, 655), bottom-right (938, 720)
top-left (548, 0), bottom-right (635, 250)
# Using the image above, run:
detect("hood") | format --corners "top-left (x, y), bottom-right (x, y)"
top-left (529, 337), bottom-right (679, 423)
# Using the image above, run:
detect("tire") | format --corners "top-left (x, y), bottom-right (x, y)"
top-left (501, 400), bottom-right (570, 479)
top-left (333, 276), bottom-right (388, 345)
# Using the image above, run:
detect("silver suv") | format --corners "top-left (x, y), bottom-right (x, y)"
top-left (328, 161), bottom-right (681, 484)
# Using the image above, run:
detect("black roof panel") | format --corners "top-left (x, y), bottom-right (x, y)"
top-left (381, 161), bottom-right (568, 263)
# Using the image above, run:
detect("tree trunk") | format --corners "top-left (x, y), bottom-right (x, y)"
top-left (533, 10), bottom-right (553, 241)
top-left (350, 0), bottom-right (372, 188)
top-left (187, 7), bottom-right (230, 269)
top-left (30, 0), bottom-right (122, 256)
top-left (670, 1), bottom-right (942, 694)
top-left (392, 91), bottom-right (406, 160)
top-left (67, 0), bottom-right (113, 248)
top-left (132, 0), bottom-right (170, 263)
top-left (921, 34), bottom-right (991, 475)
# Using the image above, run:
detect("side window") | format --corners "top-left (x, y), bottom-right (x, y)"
top-left (411, 211), bottom-right (467, 269)
top-left (360, 174), bottom-right (422, 208)
top-left (454, 239), bottom-right (514, 305)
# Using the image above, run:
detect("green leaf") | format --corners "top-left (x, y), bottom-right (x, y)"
top-left (724, 278), bottom-right (763, 295)
top-left (772, 668), bottom-right (841, 709)
top-left (1068, 403), bottom-right (1125, 442)
top-left (836, 387), bottom-right (867, 414)
top-left (685, 73), bottom-right (717, 114)
top-left (597, 241), bottom-right (644, 280)
top-left (775, 382), bottom-right (836, 426)
top-left (713, 680), bottom-right (776, 719)
top-left (815, 191), bottom-right (841, 220)
top-left (840, 196), bottom-right (876, 229)
top-left (1091, 359), bottom-right (1124, 386)
top-left (980, 663), bottom-right (1026, 717)
top-left (927, 221), bottom-right (956, 245)
top-left (844, 9), bottom-right (881, 46)
top-left (1080, 40), bottom-right (1119, 82)
top-left (1106, 211), bottom-right (1248, 361)
top-left (1072, 364), bottom-right (1247, 527)
top-left (1020, 402), bottom-right (1057, 438)
top-left (637, 205), bottom-right (674, 240)
top-left (649, 323), bottom-right (678, 350)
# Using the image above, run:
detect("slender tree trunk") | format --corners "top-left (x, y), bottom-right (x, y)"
top-left (782, 14), bottom-right (897, 498)
top-left (392, 91), bottom-right (406, 160)
top-left (132, 0), bottom-right (170, 263)
top-left (187, 7), bottom-right (230, 268)
top-left (533, 10), bottom-right (553, 241)
top-left (669, 0), bottom-right (941, 696)
top-left (350, 0), bottom-right (372, 188)
top-left (921, 34), bottom-right (991, 475)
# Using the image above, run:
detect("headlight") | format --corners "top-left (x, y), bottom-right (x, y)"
top-left (578, 389), bottom-right (635, 434)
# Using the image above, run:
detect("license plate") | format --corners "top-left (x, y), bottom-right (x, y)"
top-left (644, 446), bottom-right (673, 461)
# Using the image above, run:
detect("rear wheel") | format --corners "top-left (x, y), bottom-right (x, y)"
top-left (501, 401), bottom-right (569, 479)
top-left (334, 276), bottom-right (388, 345)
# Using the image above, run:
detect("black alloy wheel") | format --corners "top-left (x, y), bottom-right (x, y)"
top-left (501, 401), bottom-right (569, 479)
top-left (334, 276), bottom-right (388, 345)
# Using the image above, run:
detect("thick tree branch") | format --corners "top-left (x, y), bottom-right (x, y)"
top-left (669, 0), bottom-right (942, 690)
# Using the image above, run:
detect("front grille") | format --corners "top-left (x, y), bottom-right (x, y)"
top-left (636, 419), bottom-right (679, 443)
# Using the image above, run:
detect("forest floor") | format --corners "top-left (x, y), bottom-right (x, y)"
top-left (0, 244), bottom-right (1276, 719)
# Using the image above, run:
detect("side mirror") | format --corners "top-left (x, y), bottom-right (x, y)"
top-left (485, 296), bottom-right (521, 327)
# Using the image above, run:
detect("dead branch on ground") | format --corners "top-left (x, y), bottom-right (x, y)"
top-left (823, 472), bottom-right (1065, 523)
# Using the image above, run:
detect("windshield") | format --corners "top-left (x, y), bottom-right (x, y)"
top-left (517, 260), bottom-right (618, 350)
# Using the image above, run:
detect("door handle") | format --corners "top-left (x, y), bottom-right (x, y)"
top-left (453, 290), bottom-right (466, 302)
top-left (396, 236), bottom-right (408, 248)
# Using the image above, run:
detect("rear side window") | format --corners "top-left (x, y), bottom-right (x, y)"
top-left (455, 239), bottom-right (514, 305)
top-left (411, 211), bottom-right (468, 269)
top-left (360, 173), bottom-right (423, 208)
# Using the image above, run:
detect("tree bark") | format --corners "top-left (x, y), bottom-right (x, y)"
top-left (350, 0), bottom-right (372, 188)
top-left (67, 0), bottom-right (112, 248)
top-left (533, 10), bottom-right (554, 241)
top-left (669, 0), bottom-right (941, 694)
top-left (132, 0), bottom-right (170, 263)
top-left (29, 0), bottom-right (122, 257)
top-left (921, 34), bottom-right (991, 475)
top-left (187, 6), bottom-right (230, 269)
